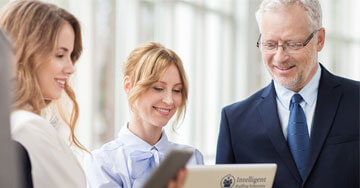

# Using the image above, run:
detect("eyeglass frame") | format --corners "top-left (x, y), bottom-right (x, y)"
top-left (256, 29), bottom-right (320, 53)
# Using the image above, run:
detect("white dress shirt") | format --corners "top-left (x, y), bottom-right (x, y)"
top-left (11, 110), bottom-right (87, 188)
top-left (274, 64), bottom-right (321, 139)
top-left (83, 124), bottom-right (204, 188)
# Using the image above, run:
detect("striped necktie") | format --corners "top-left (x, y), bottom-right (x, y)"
top-left (287, 94), bottom-right (310, 180)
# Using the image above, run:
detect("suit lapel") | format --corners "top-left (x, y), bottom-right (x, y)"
top-left (303, 66), bottom-right (342, 183)
top-left (257, 82), bottom-right (302, 183)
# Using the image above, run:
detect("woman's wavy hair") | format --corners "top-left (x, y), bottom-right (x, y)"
top-left (0, 0), bottom-right (85, 150)
top-left (124, 42), bottom-right (189, 129)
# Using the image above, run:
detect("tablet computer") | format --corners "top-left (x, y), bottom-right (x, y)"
top-left (142, 149), bottom-right (193, 188)
top-left (183, 163), bottom-right (277, 188)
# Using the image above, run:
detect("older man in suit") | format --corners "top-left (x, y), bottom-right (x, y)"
top-left (216, 0), bottom-right (359, 187)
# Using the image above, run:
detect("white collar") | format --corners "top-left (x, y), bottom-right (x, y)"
top-left (274, 63), bottom-right (321, 109)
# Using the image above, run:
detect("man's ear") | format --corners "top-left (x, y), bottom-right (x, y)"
top-left (316, 28), bottom-right (326, 52)
top-left (123, 76), bottom-right (131, 95)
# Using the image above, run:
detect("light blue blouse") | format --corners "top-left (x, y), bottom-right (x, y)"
top-left (83, 124), bottom-right (204, 188)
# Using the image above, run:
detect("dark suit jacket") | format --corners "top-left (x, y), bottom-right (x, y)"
top-left (216, 65), bottom-right (359, 188)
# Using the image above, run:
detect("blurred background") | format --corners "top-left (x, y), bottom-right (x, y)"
top-left (0, 0), bottom-right (359, 164)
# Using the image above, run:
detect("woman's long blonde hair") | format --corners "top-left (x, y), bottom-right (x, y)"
top-left (124, 42), bottom-right (189, 129)
top-left (0, 0), bottom-right (85, 150)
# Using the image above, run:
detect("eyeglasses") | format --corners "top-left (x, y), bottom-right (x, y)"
top-left (256, 29), bottom-right (319, 54)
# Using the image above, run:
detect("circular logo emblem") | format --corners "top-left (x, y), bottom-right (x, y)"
top-left (220, 174), bottom-right (235, 188)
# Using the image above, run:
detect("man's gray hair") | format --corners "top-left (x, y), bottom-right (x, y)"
top-left (255, 0), bottom-right (322, 32)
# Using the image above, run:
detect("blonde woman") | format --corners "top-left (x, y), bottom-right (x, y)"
top-left (84, 42), bottom-right (204, 188)
top-left (0, 1), bottom-right (86, 187)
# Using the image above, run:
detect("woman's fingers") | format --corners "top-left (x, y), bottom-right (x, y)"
top-left (167, 168), bottom-right (188, 188)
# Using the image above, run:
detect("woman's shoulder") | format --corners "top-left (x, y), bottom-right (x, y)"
top-left (11, 110), bottom-right (50, 132)
top-left (10, 110), bottom-right (57, 142)
top-left (167, 142), bottom-right (204, 165)
top-left (167, 141), bottom-right (197, 152)
top-left (11, 110), bottom-right (45, 122)
top-left (95, 138), bottom-right (125, 153)
top-left (9, 112), bottom-right (86, 186)
top-left (83, 138), bottom-right (129, 178)
top-left (87, 138), bottom-right (125, 162)
top-left (83, 139), bottom-right (129, 187)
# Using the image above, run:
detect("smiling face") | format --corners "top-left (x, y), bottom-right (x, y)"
top-left (36, 22), bottom-right (75, 100)
top-left (260, 4), bottom-right (324, 92)
top-left (134, 63), bottom-right (183, 129)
